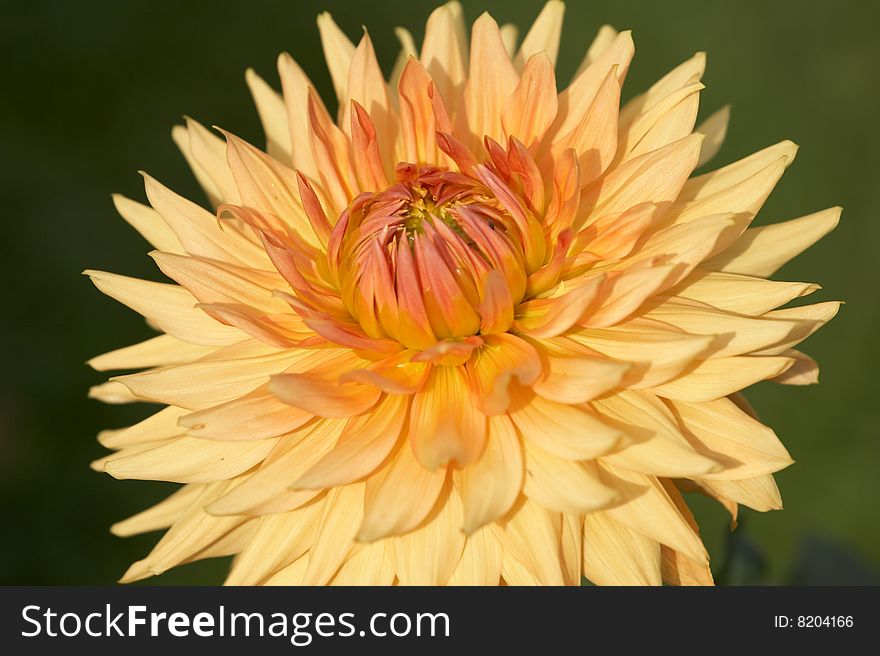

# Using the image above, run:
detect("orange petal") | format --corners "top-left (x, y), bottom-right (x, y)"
top-left (409, 365), bottom-right (487, 469)
top-left (269, 371), bottom-right (381, 418)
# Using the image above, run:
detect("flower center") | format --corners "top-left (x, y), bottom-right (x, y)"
top-left (332, 163), bottom-right (529, 349)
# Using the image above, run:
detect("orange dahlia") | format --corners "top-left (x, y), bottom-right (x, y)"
top-left (87, 1), bottom-right (839, 585)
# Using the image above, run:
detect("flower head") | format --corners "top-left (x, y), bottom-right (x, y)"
top-left (88, 1), bottom-right (839, 585)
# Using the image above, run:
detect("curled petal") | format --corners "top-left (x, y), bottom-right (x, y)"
top-left (467, 333), bottom-right (542, 415)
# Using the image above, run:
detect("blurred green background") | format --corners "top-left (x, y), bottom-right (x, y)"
top-left (1, 0), bottom-right (877, 585)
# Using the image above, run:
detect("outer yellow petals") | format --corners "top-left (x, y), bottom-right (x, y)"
top-left (707, 207), bottom-right (841, 277)
top-left (599, 463), bottom-right (707, 562)
top-left (245, 67), bottom-right (291, 161)
top-left (292, 394), bottom-right (408, 490)
top-left (514, 0), bottom-right (564, 70)
top-left (111, 193), bottom-right (184, 254)
top-left (594, 391), bottom-right (722, 478)
top-left (225, 503), bottom-right (323, 585)
top-left (91, 2), bottom-right (840, 589)
top-left (651, 355), bottom-right (795, 402)
top-left (667, 397), bottom-right (793, 479)
top-left (391, 483), bottom-right (466, 585)
top-left (359, 441), bottom-right (447, 542)
top-left (522, 442), bottom-right (617, 514)
top-left (85, 270), bottom-right (243, 346)
top-left (583, 511), bottom-right (662, 586)
top-left (456, 414), bottom-right (523, 534)
top-left (509, 390), bottom-right (622, 460)
top-left (103, 437), bottom-right (276, 484)
top-left (88, 334), bottom-right (213, 372)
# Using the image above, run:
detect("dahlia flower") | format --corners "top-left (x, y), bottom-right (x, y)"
top-left (87, 1), bottom-right (839, 585)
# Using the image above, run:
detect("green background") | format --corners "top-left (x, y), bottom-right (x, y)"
top-left (1, 0), bottom-right (877, 585)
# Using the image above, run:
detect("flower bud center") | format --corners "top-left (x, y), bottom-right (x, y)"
top-left (335, 163), bottom-right (528, 348)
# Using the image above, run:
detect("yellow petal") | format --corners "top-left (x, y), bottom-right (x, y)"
top-left (651, 355), bottom-right (795, 402)
top-left (571, 319), bottom-right (715, 388)
top-left (409, 365), bottom-right (487, 469)
top-left (263, 554), bottom-right (309, 585)
top-left (330, 539), bottom-right (395, 585)
top-left (583, 263), bottom-right (677, 328)
top-left (599, 463), bottom-right (707, 561)
top-left (222, 131), bottom-right (320, 248)
top-left (706, 206), bottom-right (841, 277)
top-left (699, 474), bottom-right (782, 512)
top-left (206, 422), bottom-right (343, 515)
top-left (98, 405), bottom-right (188, 449)
top-left (550, 65), bottom-right (619, 188)
top-left (456, 414), bottom-right (523, 534)
top-left (619, 52), bottom-right (705, 130)
top-left (643, 297), bottom-right (805, 357)
top-left (594, 391), bottom-right (722, 477)
top-left (680, 140), bottom-right (797, 205)
top-left (179, 385), bottom-right (312, 441)
top-left (499, 499), bottom-right (567, 585)
top-left (510, 390), bottom-right (622, 460)
top-left (583, 511), bottom-right (662, 585)
top-left (302, 483), bottom-right (364, 585)
top-left (245, 67), bottom-right (291, 161)
top-left (115, 349), bottom-right (304, 410)
top-left (772, 349), bottom-right (819, 385)
top-left (88, 334), bottom-right (213, 372)
top-left (467, 333), bottom-right (542, 415)
top-left (277, 52), bottom-right (320, 180)
top-left (316, 12), bottom-right (355, 107)
top-left (421, 1), bottom-right (468, 114)
top-left (584, 133), bottom-right (703, 220)
top-left (460, 12), bottom-right (519, 145)
top-left (572, 25), bottom-right (619, 78)
top-left (448, 525), bottom-right (502, 585)
top-left (359, 442), bottom-right (447, 542)
top-left (661, 546), bottom-right (714, 586)
top-left (142, 172), bottom-right (268, 268)
top-left (104, 436), bottom-right (276, 484)
top-left (269, 371), bottom-right (381, 418)
top-left (292, 394), bottom-right (408, 490)
top-left (523, 441), bottom-right (618, 514)
top-left (623, 82), bottom-right (702, 162)
top-left (695, 105), bottom-right (730, 168)
top-left (666, 397), bottom-right (793, 480)
top-left (392, 483), bottom-right (466, 585)
top-left (666, 270), bottom-right (818, 316)
top-left (343, 30), bottom-right (396, 169)
top-left (514, 0), bottom-right (564, 69)
top-left (502, 52), bottom-right (558, 148)
top-left (171, 117), bottom-right (241, 207)
top-left (151, 251), bottom-right (288, 315)
top-left (225, 502), bottom-right (323, 585)
top-left (120, 481), bottom-right (248, 582)
top-left (553, 31), bottom-right (633, 143)
top-left (85, 270), bottom-right (243, 346)
top-left (111, 484), bottom-right (204, 537)
top-left (530, 337), bottom-right (629, 404)
top-left (112, 193), bottom-right (184, 254)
